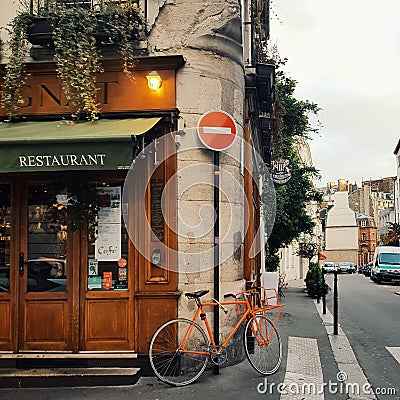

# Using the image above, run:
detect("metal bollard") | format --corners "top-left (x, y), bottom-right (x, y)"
top-left (333, 270), bottom-right (338, 335)
top-left (322, 269), bottom-right (327, 314)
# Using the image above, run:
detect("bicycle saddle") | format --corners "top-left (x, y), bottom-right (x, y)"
top-left (184, 290), bottom-right (209, 299)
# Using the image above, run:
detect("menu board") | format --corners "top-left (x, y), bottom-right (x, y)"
top-left (151, 179), bottom-right (164, 242)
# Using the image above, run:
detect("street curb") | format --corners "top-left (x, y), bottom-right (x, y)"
top-left (314, 301), bottom-right (377, 400)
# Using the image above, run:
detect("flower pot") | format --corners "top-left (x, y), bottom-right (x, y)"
top-left (26, 17), bottom-right (53, 46)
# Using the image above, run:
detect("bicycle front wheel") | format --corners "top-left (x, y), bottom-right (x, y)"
top-left (243, 314), bottom-right (282, 375)
top-left (149, 318), bottom-right (209, 386)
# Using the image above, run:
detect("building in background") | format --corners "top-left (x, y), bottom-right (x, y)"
top-left (356, 213), bottom-right (378, 266)
top-left (393, 140), bottom-right (400, 223)
top-left (323, 191), bottom-right (358, 264)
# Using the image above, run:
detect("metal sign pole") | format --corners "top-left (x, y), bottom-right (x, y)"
top-left (196, 110), bottom-right (237, 376)
top-left (213, 150), bottom-right (220, 375)
top-left (322, 269), bottom-right (327, 314)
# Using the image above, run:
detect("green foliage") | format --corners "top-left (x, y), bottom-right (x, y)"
top-left (263, 54), bottom-right (322, 271)
top-left (100, 1), bottom-right (144, 79)
top-left (296, 236), bottom-right (320, 263)
top-left (305, 262), bottom-right (330, 299)
top-left (265, 253), bottom-right (280, 272)
top-left (1, 12), bottom-right (32, 119)
top-left (1, 0), bottom-right (145, 120)
top-left (44, 174), bottom-right (98, 239)
top-left (380, 222), bottom-right (400, 246)
top-left (273, 74), bottom-right (321, 159)
top-left (268, 154), bottom-right (322, 255)
top-left (52, 5), bottom-right (103, 120)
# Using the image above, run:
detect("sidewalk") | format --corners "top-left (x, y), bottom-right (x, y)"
top-left (0, 280), bottom-right (355, 400)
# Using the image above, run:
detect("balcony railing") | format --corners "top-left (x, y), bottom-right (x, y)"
top-left (25, 0), bottom-right (147, 51)
top-left (29, 0), bottom-right (142, 15)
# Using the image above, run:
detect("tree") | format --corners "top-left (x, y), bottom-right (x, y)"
top-left (381, 222), bottom-right (400, 246)
top-left (264, 57), bottom-right (322, 272)
top-left (296, 235), bottom-right (320, 265)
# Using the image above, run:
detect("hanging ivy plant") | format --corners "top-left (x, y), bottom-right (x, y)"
top-left (44, 174), bottom-right (99, 240)
top-left (52, 5), bottom-right (103, 121)
top-left (100, 0), bottom-right (144, 80)
top-left (1, 0), bottom-right (146, 120)
top-left (1, 12), bottom-right (33, 120)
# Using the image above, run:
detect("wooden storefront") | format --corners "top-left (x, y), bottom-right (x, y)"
top-left (0, 56), bottom-right (183, 354)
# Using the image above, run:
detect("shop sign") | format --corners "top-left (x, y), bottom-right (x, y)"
top-left (271, 159), bottom-right (293, 185)
top-left (18, 153), bottom-right (106, 168)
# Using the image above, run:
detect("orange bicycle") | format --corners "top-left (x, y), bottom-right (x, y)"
top-left (148, 287), bottom-right (284, 386)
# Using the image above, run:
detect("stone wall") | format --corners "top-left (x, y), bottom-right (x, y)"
top-left (323, 250), bottom-right (358, 265)
top-left (147, 0), bottom-right (247, 328)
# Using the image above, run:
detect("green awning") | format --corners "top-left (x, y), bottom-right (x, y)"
top-left (0, 118), bottom-right (161, 173)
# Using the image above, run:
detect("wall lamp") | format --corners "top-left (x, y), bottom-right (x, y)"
top-left (146, 71), bottom-right (162, 91)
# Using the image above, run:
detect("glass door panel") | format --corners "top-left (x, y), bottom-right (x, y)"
top-left (0, 184), bottom-right (11, 293)
top-left (27, 185), bottom-right (67, 292)
top-left (87, 186), bottom-right (128, 291)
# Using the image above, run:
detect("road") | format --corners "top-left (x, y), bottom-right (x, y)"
top-left (324, 272), bottom-right (400, 398)
top-left (0, 273), bottom-right (398, 399)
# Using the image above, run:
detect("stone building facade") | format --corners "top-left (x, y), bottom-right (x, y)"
top-left (356, 213), bottom-right (378, 266)
top-left (0, 0), bottom-right (274, 357)
top-left (324, 191), bottom-right (358, 264)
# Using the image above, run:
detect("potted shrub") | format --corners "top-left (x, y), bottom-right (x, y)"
top-left (305, 262), bottom-right (330, 299)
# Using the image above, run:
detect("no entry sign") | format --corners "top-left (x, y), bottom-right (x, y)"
top-left (197, 111), bottom-right (237, 151)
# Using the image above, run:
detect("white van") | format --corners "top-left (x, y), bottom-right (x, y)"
top-left (371, 246), bottom-right (400, 284)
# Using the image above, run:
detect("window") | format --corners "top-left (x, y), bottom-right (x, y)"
top-left (361, 233), bottom-right (366, 241)
top-left (361, 220), bottom-right (366, 227)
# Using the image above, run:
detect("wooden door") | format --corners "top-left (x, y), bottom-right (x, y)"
top-left (18, 182), bottom-right (72, 351)
top-left (0, 183), bottom-right (12, 351)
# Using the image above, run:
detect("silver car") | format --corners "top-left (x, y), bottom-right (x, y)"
top-left (322, 262), bottom-right (337, 273)
top-left (338, 262), bottom-right (354, 274)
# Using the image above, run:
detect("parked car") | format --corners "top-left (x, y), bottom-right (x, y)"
top-left (338, 262), bottom-right (354, 274)
top-left (322, 262), bottom-right (337, 273)
top-left (359, 262), bottom-right (372, 277)
top-left (358, 265), bottom-right (366, 274)
top-left (371, 246), bottom-right (400, 284)
top-left (349, 263), bottom-right (357, 273)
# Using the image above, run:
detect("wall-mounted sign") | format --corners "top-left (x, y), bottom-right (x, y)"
top-left (151, 248), bottom-right (161, 266)
top-left (197, 110), bottom-right (237, 151)
top-left (0, 68), bottom-right (177, 117)
top-left (271, 159), bottom-right (293, 185)
top-left (103, 271), bottom-right (113, 290)
top-left (88, 259), bottom-right (98, 276)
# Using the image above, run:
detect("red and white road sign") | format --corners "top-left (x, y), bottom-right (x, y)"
top-left (197, 111), bottom-right (237, 151)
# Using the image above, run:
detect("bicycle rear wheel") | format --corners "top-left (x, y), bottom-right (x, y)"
top-left (243, 314), bottom-right (282, 375)
top-left (149, 318), bottom-right (209, 386)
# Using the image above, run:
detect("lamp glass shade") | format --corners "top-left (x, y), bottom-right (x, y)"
top-left (146, 71), bottom-right (162, 91)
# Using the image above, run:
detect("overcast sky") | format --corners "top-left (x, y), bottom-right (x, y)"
top-left (269, 0), bottom-right (400, 187)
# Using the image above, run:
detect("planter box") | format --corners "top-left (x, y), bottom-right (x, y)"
top-left (26, 17), bottom-right (53, 46)
top-left (25, 14), bottom-right (144, 47)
